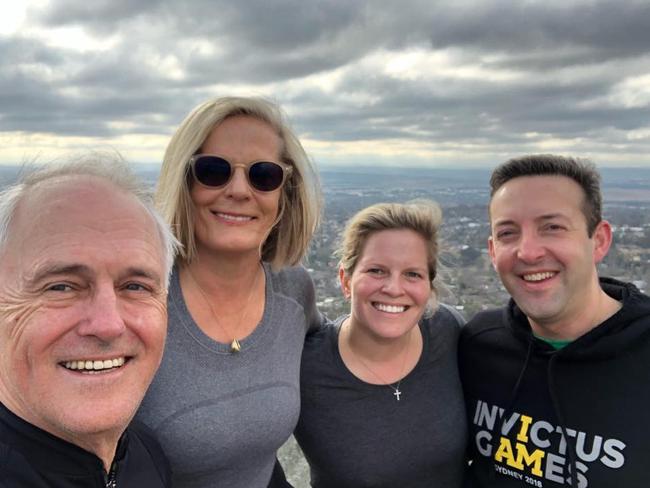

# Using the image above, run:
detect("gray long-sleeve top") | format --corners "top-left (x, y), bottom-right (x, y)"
top-left (136, 264), bottom-right (320, 488)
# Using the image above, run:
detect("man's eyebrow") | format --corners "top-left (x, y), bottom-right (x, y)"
top-left (119, 267), bottom-right (163, 286)
top-left (27, 264), bottom-right (93, 286)
top-left (492, 219), bottom-right (517, 228)
top-left (493, 214), bottom-right (570, 227)
top-left (538, 213), bottom-right (569, 221)
top-left (25, 264), bottom-right (163, 288)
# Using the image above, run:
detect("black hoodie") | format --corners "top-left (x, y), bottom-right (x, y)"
top-left (459, 277), bottom-right (650, 488)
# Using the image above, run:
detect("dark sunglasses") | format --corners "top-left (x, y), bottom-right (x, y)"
top-left (189, 154), bottom-right (293, 192)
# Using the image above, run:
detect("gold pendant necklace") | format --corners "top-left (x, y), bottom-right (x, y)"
top-left (187, 263), bottom-right (262, 354)
top-left (343, 320), bottom-right (413, 401)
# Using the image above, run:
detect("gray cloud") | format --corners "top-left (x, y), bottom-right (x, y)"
top-left (1, 0), bottom-right (648, 165)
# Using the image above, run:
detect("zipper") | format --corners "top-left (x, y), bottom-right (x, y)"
top-left (105, 461), bottom-right (117, 488)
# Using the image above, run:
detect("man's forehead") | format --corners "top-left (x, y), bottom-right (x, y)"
top-left (3, 175), bottom-right (163, 272)
top-left (489, 175), bottom-right (585, 225)
top-left (20, 174), bottom-right (127, 209)
top-left (494, 174), bottom-right (579, 195)
top-left (16, 176), bottom-right (146, 230)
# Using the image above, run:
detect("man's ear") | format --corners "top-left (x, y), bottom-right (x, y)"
top-left (592, 220), bottom-right (613, 264)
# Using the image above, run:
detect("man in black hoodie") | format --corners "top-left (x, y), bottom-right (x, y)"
top-left (460, 154), bottom-right (650, 488)
top-left (0, 156), bottom-right (176, 487)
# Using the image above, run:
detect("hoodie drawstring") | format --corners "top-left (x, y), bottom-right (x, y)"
top-left (489, 337), bottom-right (534, 481)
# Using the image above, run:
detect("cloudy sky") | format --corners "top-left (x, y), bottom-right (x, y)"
top-left (2, 0), bottom-right (649, 168)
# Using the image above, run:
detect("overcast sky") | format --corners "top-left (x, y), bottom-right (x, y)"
top-left (2, 0), bottom-right (649, 168)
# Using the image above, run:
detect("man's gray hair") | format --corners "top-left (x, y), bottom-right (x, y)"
top-left (0, 153), bottom-right (179, 288)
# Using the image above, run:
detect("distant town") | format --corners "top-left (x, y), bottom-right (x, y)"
top-left (1, 163), bottom-right (648, 320)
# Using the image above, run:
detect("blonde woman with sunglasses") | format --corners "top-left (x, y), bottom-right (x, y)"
top-left (136, 97), bottom-right (322, 488)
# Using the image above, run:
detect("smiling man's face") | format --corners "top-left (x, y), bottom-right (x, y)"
top-left (488, 174), bottom-right (610, 334)
top-left (0, 175), bottom-right (167, 450)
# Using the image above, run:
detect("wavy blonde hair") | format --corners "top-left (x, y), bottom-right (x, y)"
top-left (156, 96), bottom-right (322, 268)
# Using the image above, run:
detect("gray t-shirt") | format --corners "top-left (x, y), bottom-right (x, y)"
top-left (136, 264), bottom-right (320, 488)
top-left (295, 305), bottom-right (467, 488)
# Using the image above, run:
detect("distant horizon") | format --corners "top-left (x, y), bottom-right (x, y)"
top-left (1, 162), bottom-right (649, 172)
top-left (1, 162), bottom-right (649, 196)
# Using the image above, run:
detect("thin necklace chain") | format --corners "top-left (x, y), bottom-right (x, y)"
top-left (187, 262), bottom-right (262, 353)
top-left (343, 320), bottom-right (413, 401)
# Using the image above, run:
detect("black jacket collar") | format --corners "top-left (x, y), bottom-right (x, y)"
top-left (0, 401), bottom-right (126, 477)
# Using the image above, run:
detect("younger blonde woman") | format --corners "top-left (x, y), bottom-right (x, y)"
top-left (295, 200), bottom-right (467, 487)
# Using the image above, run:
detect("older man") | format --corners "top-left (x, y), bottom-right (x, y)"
top-left (0, 157), bottom-right (177, 487)
top-left (460, 155), bottom-right (650, 487)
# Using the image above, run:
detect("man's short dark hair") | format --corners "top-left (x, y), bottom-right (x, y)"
top-left (490, 154), bottom-right (602, 236)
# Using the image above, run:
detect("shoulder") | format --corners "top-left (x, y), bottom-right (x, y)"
top-left (299, 321), bottom-right (349, 409)
top-left (302, 320), bottom-right (338, 359)
top-left (300, 320), bottom-right (341, 382)
top-left (127, 420), bottom-right (166, 454)
top-left (0, 414), bottom-right (38, 481)
top-left (125, 421), bottom-right (172, 485)
top-left (423, 303), bottom-right (465, 334)
top-left (267, 264), bottom-right (314, 300)
top-left (458, 307), bottom-right (521, 363)
top-left (0, 431), bottom-right (61, 487)
top-left (267, 264), bottom-right (325, 334)
top-left (461, 308), bottom-right (508, 341)
top-left (419, 305), bottom-right (464, 358)
top-left (433, 303), bottom-right (466, 326)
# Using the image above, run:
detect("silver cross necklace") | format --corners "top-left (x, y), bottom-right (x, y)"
top-left (342, 320), bottom-right (413, 401)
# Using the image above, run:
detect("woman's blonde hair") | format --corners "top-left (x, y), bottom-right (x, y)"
top-left (337, 199), bottom-right (443, 296)
top-left (156, 96), bottom-right (321, 268)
